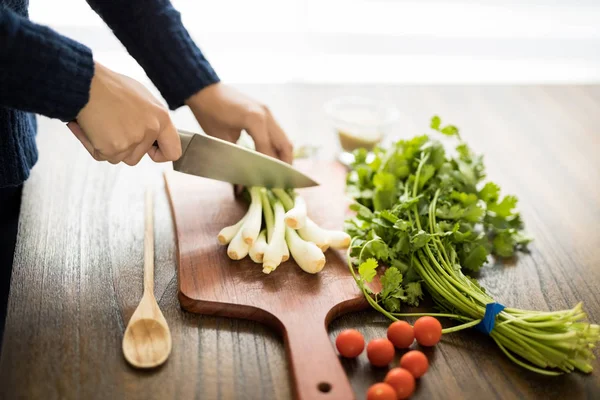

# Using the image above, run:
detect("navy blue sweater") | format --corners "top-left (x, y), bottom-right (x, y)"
top-left (0, 0), bottom-right (219, 188)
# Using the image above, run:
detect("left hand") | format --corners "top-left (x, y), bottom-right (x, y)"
top-left (185, 83), bottom-right (294, 164)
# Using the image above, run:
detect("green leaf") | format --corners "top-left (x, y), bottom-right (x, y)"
top-left (460, 243), bottom-right (489, 272)
top-left (462, 204), bottom-right (485, 223)
top-left (441, 125), bottom-right (459, 136)
top-left (431, 116), bottom-right (441, 130)
top-left (418, 164), bottom-right (436, 190)
top-left (405, 282), bottom-right (424, 306)
top-left (411, 230), bottom-right (431, 249)
top-left (479, 182), bottom-right (500, 203)
top-left (351, 148), bottom-right (369, 164)
top-left (488, 195), bottom-right (518, 218)
top-left (380, 210), bottom-right (399, 224)
top-left (358, 258), bottom-right (378, 283)
top-left (393, 219), bottom-right (411, 231)
top-left (514, 231), bottom-right (534, 246)
top-left (350, 203), bottom-right (374, 220)
top-left (380, 267), bottom-right (403, 299)
top-left (493, 232), bottom-right (516, 257)
top-left (382, 297), bottom-right (402, 313)
top-left (450, 191), bottom-right (478, 206)
top-left (436, 204), bottom-right (464, 220)
top-left (361, 238), bottom-right (390, 261)
top-left (392, 232), bottom-right (411, 255)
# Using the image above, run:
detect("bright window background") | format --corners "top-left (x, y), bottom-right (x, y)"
top-left (29, 0), bottom-right (600, 85)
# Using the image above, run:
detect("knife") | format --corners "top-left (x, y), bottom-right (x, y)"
top-left (165, 130), bottom-right (319, 189)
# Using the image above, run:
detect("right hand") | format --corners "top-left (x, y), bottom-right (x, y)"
top-left (67, 62), bottom-right (181, 165)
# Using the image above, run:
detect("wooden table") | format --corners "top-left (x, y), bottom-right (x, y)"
top-left (1, 85), bottom-right (599, 400)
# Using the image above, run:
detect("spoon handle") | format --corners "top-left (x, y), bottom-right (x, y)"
top-left (144, 188), bottom-right (155, 295)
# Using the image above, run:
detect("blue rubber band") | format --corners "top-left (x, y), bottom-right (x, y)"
top-left (475, 302), bottom-right (505, 335)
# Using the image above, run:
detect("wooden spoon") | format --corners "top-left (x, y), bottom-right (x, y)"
top-left (122, 189), bottom-right (172, 368)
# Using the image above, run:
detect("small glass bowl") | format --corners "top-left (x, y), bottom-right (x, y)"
top-left (323, 96), bottom-right (399, 165)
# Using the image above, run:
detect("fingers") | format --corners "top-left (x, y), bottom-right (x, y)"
top-left (268, 117), bottom-right (294, 164)
top-left (148, 116), bottom-right (182, 163)
top-left (68, 121), bottom-right (95, 158)
top-left (244, 106), bottom-right (278, 159)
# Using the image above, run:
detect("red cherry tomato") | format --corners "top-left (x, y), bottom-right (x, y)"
top-left (367, 338), bottom-right (395, 367)
top-left (385, 368), bottom-right (416, 399)
top-left (335, 329), bottom-right (365, 358)
top-left (366, 382), bottom-right (397, 400)
top-left (400, 350), bottom-right (429, 378)
top-left (413, 316), bottom-right (442, 346)
top-left (387, 320), bottom-right (415, 349)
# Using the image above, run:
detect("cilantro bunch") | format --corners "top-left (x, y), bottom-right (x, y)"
top-left (345, 117), bottom-right (599, 375)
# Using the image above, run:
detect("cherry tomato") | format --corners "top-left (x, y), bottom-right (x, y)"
top-left (335, 329), bottom-right (365, 358)
top-left (400, 350), bottom-right (429, 378)
top-left (366, 338), bottom-right (395, 367)
top-left (413, 316), bottom-right (442, 346)
top-left (366, 382), bottom-right (397, 400)
top-left (385, 368), bottom-right (416, 399)
top-left (387, 320), bottom-right (415, 349)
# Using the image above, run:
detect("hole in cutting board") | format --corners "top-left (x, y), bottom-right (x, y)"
top-left (318, 382), bottom-right (332, 393)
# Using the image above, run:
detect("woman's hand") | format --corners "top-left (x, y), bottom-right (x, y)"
top-left (185, 83), bottom-right (294, 164)
top-left (68, 62), bottom-right (181, 165)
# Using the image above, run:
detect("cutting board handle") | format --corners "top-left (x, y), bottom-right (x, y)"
top-left (282, 312), bottom-right (355, 400)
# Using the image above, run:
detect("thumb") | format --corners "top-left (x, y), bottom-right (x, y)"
top-left (148, 119), bottom-right (182, 163)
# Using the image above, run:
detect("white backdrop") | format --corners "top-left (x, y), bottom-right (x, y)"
top-left (28, 0), bottom-right (600, 84)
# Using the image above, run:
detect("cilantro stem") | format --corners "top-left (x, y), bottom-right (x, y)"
top-left (440, 319), bottom-right (481, 333)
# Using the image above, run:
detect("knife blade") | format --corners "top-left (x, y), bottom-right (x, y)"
top-left (169, 130), bottom-right (319, 189)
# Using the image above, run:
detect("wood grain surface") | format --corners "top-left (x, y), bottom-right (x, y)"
top-left (1, 85), bottom-right (599, 400)
top-left (164, 161), bottom-right (368, 400)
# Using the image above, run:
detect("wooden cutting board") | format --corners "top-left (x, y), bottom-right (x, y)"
top-left (164, 160), bottom-right (369, 400)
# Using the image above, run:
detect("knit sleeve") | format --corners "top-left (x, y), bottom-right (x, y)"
top-left (86, 0), bottom-right (220, 110)
top-left (0, 7), bottom-right (94, 122)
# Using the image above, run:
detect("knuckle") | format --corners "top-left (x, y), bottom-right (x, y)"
top-left (244, 105), bottom-right (267, 128)
top-left (123, 157), bottom-right (137, 166)
top-left (112, 141), bottom-right (129, 153)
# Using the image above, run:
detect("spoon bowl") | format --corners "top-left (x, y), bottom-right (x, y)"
top-left (123, 308), bottom-right (172, 368)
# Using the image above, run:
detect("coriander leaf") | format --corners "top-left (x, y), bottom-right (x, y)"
top-left (411, 230), bottom-right (431, 249)
top-left (462, 204), bottom-right (485, 223)
top-left (460, 243), bottom-right (489, 272)
top-left (479, 182), bottom-right (500, 203)
top-left (380, 210), bottom-right (399, 224)
top-left (488, 195), bottom-right (518, 218)
top-left (358, 258), bottom-right (378, 283)
top-left (352, 148), bottom-right (369, 164)
top-left (431, 116), bottom-right (441, 130)
top-left (428, 142), bottom-right (446, 169)
top-left (441, 125), bottom-right (459, 136)
top-left (350, 203), bottom-right (374, 220)
top-left (373, 187), bottom-right (398, 211)
top-left (393, 219), bottom-right (411, 231)
top-left (514, 231), bottom-right (534, 246)
top-left (392, 232), bottom-right (411, 255)
top-left (493, 231), bottom-right (516, 257)
top-left (380, 267), bottom-right (403, 299)
top-left (382, 297), bottom-right (402, 313)
top-left (361, 238), bottom-right (390, 261)
top-left (396, 193), bottom-right (421, 211)
top-left (373, 171), bottom-right (396, 190)
top-left (436, 203), bottom-right (464, 220)
top-left (405, 282), bottom-right (424, 306)
top-left (450, 191), bottom-right (478, 206)
top-left (418, 164), bottom-right (436, 190)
